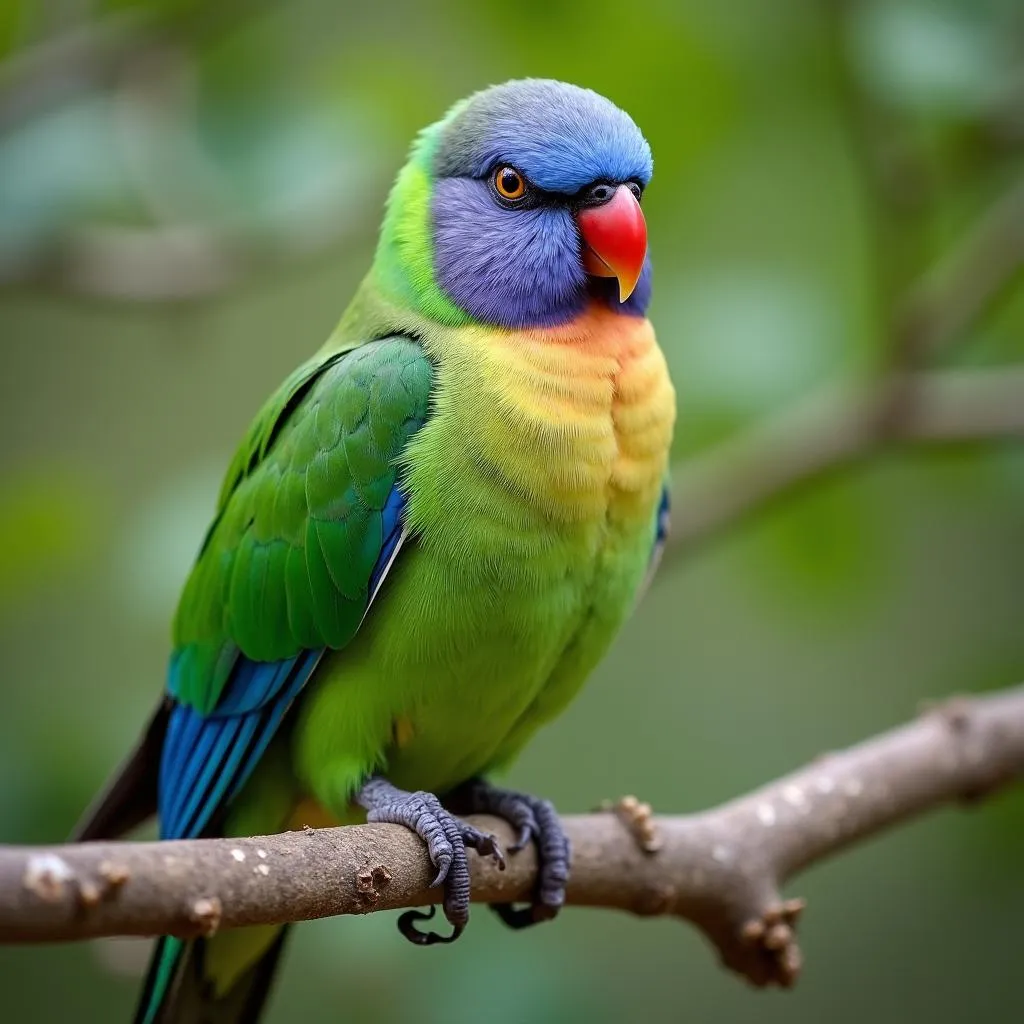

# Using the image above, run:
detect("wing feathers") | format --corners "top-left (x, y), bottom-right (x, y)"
top-left (155, 337), bottom-right (433, 845)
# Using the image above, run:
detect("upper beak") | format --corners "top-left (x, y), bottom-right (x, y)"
top-left (576, 184), bottom-right (648, 302)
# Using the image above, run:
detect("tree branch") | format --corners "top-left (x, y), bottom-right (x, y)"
top-left (667, 365), bottom-right (1024, 551)
top-left (664, 145), bottom-right (1024, 556)
top-left (2, 686), bottom-right (1022, 987)
top-left (892, 177), bottom-right (1024, 366)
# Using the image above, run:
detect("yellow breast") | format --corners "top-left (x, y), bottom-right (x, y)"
top-left (443, 305), bottom-right (675, 528)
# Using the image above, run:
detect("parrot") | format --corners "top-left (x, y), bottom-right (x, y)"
top-left (72, 78), bottom-right (676, 1023)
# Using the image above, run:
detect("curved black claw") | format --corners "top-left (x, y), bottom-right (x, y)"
top-left (454, 779), bottom-right (571, 929)
top-left (490, 900), bottom-right (560, 929)
top-left (357, 777), bottom-right (505, 944)
top-left (397, 905), bottom-right (464, 945)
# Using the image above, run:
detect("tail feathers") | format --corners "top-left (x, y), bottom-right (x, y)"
top-left (71, 700), bottom-right (170, 842)
top-left (134, 929), bottom-right (291, 1024)
top-left (135, 936), bottom-right (186, 1024)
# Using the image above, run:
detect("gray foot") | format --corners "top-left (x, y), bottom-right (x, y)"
top-left (356, 776), bottom-right (505, 944)
top-left (454, 779), bottom-right (571, 929)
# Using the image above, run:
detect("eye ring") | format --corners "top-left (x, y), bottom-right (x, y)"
top-left (493, 165), bottom-right (527, 201)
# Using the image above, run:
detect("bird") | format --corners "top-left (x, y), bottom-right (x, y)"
top-left (73, 78), bottom-right (676, 1023)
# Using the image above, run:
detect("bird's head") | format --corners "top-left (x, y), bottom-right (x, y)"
top-left (375, 79), bottom-right (653, 330)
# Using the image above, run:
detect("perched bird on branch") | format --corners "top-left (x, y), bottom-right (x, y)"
top-left (73, 79), bottom-right (675, 1023)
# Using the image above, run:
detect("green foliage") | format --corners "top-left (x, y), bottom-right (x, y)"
top-left (0, 467), bottom-right (106, 607)
top-left (750, 472), bottom-right (888, 613)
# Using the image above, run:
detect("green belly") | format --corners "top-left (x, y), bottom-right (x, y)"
top-left (288, 512), bottom-right (652, 813)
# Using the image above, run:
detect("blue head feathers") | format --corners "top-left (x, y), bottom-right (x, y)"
top-left (424, 79), bottom-right (653, 329)
top-left (434, 79), bottom-right (653, 194)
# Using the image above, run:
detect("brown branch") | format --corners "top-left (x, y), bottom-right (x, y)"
top-left (892, 176), bottom-right (1024, 367)
top-left (667, 365), bottom-right (1024, 551)
top-left (2, 686), bottom-right (1022, 987)
top-left (664, 151), bottom-right (1024, 555)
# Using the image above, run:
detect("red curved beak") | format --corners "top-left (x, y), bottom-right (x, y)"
top-left (577, 185), bottom-right (647, 302)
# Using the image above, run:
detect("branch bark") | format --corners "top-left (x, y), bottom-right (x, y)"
top-left (2, 686), bottom-right (1022, 987)
top-left (667, 365), bottom-right (1024, 552)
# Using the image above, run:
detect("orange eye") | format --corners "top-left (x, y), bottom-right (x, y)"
top-left (494, 165), bottom-right (526, 200)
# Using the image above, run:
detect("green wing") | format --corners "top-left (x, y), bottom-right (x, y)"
top-left (170, 337), bottom-right (433, 713)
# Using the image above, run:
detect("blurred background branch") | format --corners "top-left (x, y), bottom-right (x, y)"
top-left (669, 365), bottom-right (1024, 552)
top-left (668, 166), bottom-right (1024, 553)
top-left (3, 686), bottom-right (1023, 991)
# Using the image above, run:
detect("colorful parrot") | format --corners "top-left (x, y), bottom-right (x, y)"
top-left (73, 78), bottom-right (676, 1023)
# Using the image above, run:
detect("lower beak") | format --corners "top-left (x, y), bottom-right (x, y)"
top-left (576, 185), bottom-right (648, 302)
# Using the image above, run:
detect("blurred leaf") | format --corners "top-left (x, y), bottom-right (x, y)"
top-left (747, 472), bottom-right (888, 615)
top-left (0, 465), bottom-right (106, 608)
top-left (113, 456), bottom-right (225, 626)
top-left (0, 0), bottom-right (28, 58)
top-left (0, 97), bottom-right (133, 277)
top-left (850, 1), bottom-right (1010, 118)
top-left (198, 98), bottom-right (387, 253)
top-left (665, 270), bottom-right (846, 452)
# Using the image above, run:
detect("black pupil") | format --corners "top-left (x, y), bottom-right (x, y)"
top-left (501, 170), bottom-right (521, 194)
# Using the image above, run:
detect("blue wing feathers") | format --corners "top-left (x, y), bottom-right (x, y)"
top-left (636, 484), bottom-right (671, 606)
top-left (157, 336), bottom-right (429, 843)
top-left (177, 718), bottom-right (251, 839)
top-left (159, 651), bottom-right (320, 840)
top-left (168, 718), bottom-right (238, 839)
top-left (158, 498), bottom-right (403, 840)
top-left (655, 485), bottom-right (670, 549)
top-left (369, 487), bottom-right (406, 600)
top-left (225, 650), bottom-right (320, 804)
top-left (159, 706), bottom-right (205, 826)
top-left (209, 653), bottom-right (298, 717)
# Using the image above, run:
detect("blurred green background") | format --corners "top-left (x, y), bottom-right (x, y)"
top-left (2, 0), bottom-right (1024, 1021)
